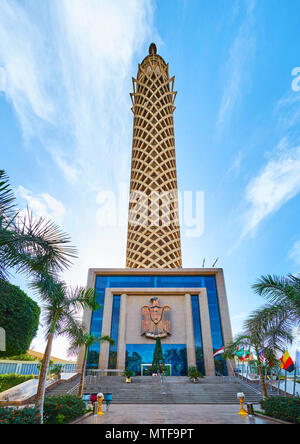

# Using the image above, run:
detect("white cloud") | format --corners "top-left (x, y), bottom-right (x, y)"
top-left (0, 66), bottom-right (5, 92)
top-left (289, 240), bottom-right (300, 268)
top-left (16, 185), bottom-right (66, 225)
top-left (0, 0), bottom-right (157, 359)
top-left (241, 144), bottom-right (300, 237)
top-left (0, 0), bottom-right (156, 189)
top-left (217, 0), bottom-right (256, 129)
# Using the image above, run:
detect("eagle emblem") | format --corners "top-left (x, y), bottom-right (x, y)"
top-left (141, 297), bottom-right (171, 339)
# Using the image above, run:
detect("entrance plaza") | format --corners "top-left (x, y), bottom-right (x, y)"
top-left (76, 404), bottom-right (278, 425)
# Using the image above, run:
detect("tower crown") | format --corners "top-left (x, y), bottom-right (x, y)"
top-left (149, 43), bottom-right (157, 55)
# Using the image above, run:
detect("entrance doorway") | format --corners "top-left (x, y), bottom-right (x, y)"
top-left (141, 364), bottom-right (172, 376)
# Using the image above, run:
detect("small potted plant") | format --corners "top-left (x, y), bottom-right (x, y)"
top-left (123, 369), bottom-right (133, 383)
top-left (49, 364), bottom-right (63, 380)
top-left (188, 366), bottom-right (203, 383)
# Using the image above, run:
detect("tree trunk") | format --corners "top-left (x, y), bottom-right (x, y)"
top-left (257, 361), bottom-right (268, 399)
top-left (78, 346), bottom-right (88, 398)
top-left (35, 332), bottom-right (54, 424)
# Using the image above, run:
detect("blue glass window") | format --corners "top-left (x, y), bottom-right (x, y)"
top-left (108, 296), bottom-right (121, 369)
top-left (191, 295), bottom-right (205, 375)
top-left (126, 344), bottom-right (188, 376)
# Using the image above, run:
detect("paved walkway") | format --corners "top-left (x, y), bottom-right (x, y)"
top-left (77, 404), bottom-right (279, 424)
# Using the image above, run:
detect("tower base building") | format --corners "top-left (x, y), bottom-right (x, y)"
top-left (77, 268), bottom-right (232, 376)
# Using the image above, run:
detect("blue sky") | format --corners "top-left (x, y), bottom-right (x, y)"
top-left (0, 0), bottom-right (300, 359)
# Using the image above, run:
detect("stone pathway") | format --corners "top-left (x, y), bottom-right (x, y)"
top-left (77, 404), bottom-right (280, 424)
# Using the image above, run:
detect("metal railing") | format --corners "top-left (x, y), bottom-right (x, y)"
top-left (0, 360), bottom-right (77, 376)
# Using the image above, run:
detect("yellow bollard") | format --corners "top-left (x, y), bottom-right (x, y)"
top-left (97, 393), bottom-right (104, 415)
top-left (237, 392), bottom-right (248, 415)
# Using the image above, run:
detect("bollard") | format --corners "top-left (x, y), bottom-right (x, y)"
top-left (82, 394), bottom-right (90, 410)
top-left (93, 402), bottom-right (98, 416)
top-left (247, 403), bottom-right (254, 416)
top-left (104, 393), bottom-right (112, 412)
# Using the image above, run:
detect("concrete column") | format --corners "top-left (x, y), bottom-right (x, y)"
top-left (98, 288), bottom-right (113, 370)
top-left (215, 269), bottom-right (233, 375)
top-left (199, 289), bottom-right (215, 376)
top-left (116, 294), bottom-right (127, 371)
top-left (76, 270), bottom-right (96, 372)
top-left (185, 294), bottom-right (196, 368)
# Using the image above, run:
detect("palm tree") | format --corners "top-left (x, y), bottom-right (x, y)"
top-left (0, 170), bottom-right (76, 280)
top-left (224, 305), bottom-right (293, 399)
top-left (66, 324), bottom-right (114, 397)
top-left (253, 274), bottom-right (300, 324)
top-left (31, 272), bottom-right (99, 423)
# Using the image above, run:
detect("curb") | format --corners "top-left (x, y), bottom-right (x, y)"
top-left (254, 412), bottom-right (293, 424)
top-left (69, 412), bottom-right (93, 424)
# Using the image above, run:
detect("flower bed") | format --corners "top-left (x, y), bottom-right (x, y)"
top-left (260, 396), bottom-right (300, 424)
top-left (0, 394), bottom-right (86, 424)
top-left (44, 394), bottom-right (86, 424)
top-left (0, 406), bottom-right (40, 424)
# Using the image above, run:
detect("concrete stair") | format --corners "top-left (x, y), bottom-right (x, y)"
top-left (82, 376), bottom-right (270, 404)
top-left (45, 375), bottom-right (80, 397)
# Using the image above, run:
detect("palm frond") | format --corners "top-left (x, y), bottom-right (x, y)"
top-left (0, 170), bottom-right (16, 220)
top-left (245, 304), bottom-right (294, 353)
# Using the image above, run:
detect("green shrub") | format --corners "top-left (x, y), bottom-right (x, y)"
top-left (2, 354), bottom-right (36, 361)
top-left (0, 374), bottom-right (34, 393)
top-left (44, 394), bottom-right (86, 424)
top-left (0, 406), bottom-right (40, 424)
top-left (260, 396), bottom-right (300, 423)
top-left (123, 369), bottom-right (133, 379)
top-left (188, 366), bottom-right (204, 381)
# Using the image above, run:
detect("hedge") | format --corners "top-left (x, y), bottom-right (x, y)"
top-left (260, 396), bottom-right (300, 424)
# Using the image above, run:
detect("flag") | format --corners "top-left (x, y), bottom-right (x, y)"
top-left (245, 349), bottom-right (250, 358)
top-left (213, 347), bottom-right (224, 358)
top-left (240, 349), bottom-right (250, 362)
top-left (259, 349), bottom-right (265, 363)
top-left (280, 350), bottom-right (295, 373)
top-left (235, 347), bottom-right (244, 359)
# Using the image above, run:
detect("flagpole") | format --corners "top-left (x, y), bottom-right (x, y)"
top-left (284, 370), bottom-right (287, 397)
top-left (293, 359), bottom-right (296, 397)
top-left (277, 367), bottom-right (281, 395)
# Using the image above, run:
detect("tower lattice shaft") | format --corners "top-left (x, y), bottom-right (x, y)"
top-left (126, 44), bottom-right (182, 268)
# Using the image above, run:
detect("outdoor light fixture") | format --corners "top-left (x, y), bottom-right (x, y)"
top-left (237, 392), bottom-right (248, 415)
top-left (97, 393), bottom-right (104, 416)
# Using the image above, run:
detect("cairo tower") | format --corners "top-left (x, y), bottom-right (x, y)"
top-left (78, 45), bottom-right (232, 377)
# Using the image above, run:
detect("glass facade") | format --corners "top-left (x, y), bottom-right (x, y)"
top-left (191, 295), bottom-right (205, 375)
top-left (108, 295), bottom-right (121, 369)
top-left (126, 344), bottom-right (188, 376)
top-left (88, 273), bottom-right (227, 375)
